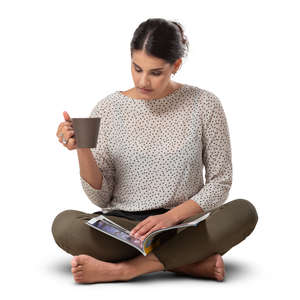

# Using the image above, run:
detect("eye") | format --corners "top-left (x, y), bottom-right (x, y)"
top-left (134, 67), bottom-right (161, 76)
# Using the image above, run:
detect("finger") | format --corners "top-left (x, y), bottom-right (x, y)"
top-left (63, 137), bottom-right (75, 148)
top-left (56, 122), bottom-right (66, 137)
top-left (59, 125), bottom-right (73, 143)
top-left (135, 221), bottom-right (156, 237)
top-left (67, 128), bottom-right (75, 139)
top-left (67, 137), bottom-right (76, 148)
top-left (58, 125), bottom-right (72, 138)
top-left (56, 122), bottom-right (73, 138)
top-left (130, 222), bottom-right (145, 235)
top-left (130, 218), bottom-right (150, 235)
top-left (62, 137), bottom-right (69, 146)
top-left (140, 225), bottom-right (160, 241)
top-left (59, 128), bottom-right (73, 146)
top-left (63, 111), bottom-right (71, 122)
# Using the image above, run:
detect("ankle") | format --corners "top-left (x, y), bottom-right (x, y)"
top-left (118, 253), bottom-right (165, 280)
top-left (169, 261), bottom-right (196, 274)
top-left (116, 262), bottom-right (133, 281)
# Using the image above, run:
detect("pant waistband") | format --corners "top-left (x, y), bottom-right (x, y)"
top-left (94, 208), bottom-right (170, 221)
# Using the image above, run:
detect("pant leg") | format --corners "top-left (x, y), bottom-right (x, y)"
top-left (152, 198), bottom-right (259, 271)
top-left (51, 209), bottom-right (141, 262)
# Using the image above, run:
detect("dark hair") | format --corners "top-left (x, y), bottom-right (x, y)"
top-left (130, 18), bottom-right (189, 67)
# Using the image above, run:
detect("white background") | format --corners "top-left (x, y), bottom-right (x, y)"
top-left (0, 0), bottom-right (299, 298)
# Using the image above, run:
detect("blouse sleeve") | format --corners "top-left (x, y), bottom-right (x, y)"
top-left (190, 92), bottom-right (233, 212)
top-left (80, 99), bottom-right (115, 209)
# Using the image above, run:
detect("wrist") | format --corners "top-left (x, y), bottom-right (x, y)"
top-left (164, 209), bottom-right (182, 224)
top-left (77, 148), bottom-right (91, 154)
top-left (164, 200), bottom-right (205, 224)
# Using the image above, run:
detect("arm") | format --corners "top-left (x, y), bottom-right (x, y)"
top-left (165, 199), bottom-right (204, 223)
top-left (77, 148), bottom-right (103, 190)
top-left (167, 92), bottom-right (233, 221)
top-left (191, 92), bottom-right (232, 212)
top-left (79, 99), bottom-right (115, 208)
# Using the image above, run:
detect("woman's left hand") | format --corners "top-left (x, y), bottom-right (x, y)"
top-left (129, 212), bottom-right (180, 241)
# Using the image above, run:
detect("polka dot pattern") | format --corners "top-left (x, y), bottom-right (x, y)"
top-left (80, 83), bottom-right (232, 213)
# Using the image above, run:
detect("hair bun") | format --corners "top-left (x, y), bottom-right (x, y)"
top-left (171, 21), bottom-right (187, 45)
top-left (170, 20), bottom-right (189, 58)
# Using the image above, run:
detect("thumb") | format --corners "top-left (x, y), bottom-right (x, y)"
top-left (63, 111), bottom-right (71, 121)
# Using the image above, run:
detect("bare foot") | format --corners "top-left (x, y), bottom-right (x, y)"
top-left (169, 254), bottom-right (225, 281)
top-left (71, 254), bottom-right (128, 283)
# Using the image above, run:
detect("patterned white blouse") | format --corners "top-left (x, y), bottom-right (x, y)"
top-left (80, 83), bottom-right (232, 213)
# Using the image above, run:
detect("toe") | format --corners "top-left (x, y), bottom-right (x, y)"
top-left (72, 265), bottom-right (83, 273)
top-left (74, 275), bottom-right (83, 283)
top-left (71, 256), bottom-right (79, 267)
top-left (215, 268), bottom-right (225, 281)
top-left (76, 254), bottom-right (89, 265)
top-left (74, 271), bottom-right (83, 281)
top-left (214, 255), bottom-right (225, 281)
top-left (215, 254), bottom-right (224, 267)
top-left (74, 270), bottom-right (83, 277)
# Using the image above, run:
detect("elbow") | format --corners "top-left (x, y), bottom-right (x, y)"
top-left (89, 197), bottom-right (109, 209)
top-left (80, 176), bottom-right (112, 208)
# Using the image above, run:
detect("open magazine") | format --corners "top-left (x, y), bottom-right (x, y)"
top-left (86, 211), bottom-right (211, 256)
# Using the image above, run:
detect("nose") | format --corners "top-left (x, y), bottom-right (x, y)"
top-left (139, 73), bottom-right (151, 87)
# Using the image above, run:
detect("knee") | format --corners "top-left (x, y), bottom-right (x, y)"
top-left (211, 199), bottom-right (259, 254)
top-left (231, 199), bottom-right (259, 232)
top-left (51, 209), bottom-right (78, 246)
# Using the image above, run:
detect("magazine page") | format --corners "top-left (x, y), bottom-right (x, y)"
top-left (89, 216), bottom-right (167, 255)
top-left (97, 215), bottom-right (132, 233)
top-left (86, 216), bottom-right (146, 255)
top-left (88, 216), bottom-right (179, 256)
top-left (143, 228), bottom-right (178, 254)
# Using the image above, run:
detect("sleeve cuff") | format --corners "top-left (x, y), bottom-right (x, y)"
top-left (190, 186), bottom-right (230, 212)
top-left (80, 176), bottom-right (111, 208)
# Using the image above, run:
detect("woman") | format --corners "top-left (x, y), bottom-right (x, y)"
top-left (52, 18), bottom-right (258, 284)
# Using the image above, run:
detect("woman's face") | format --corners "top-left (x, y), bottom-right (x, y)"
top-left (130, 50), bottom-right (181, 99)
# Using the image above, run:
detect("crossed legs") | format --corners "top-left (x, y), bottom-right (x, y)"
top-left (52, 199), bottom-right (258, 283)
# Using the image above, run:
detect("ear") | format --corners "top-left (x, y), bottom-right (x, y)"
top-left (174, 58), bottom-right (182, 73)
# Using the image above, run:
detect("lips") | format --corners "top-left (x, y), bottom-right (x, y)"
top-left (139, 87), bottom-right (153, 92)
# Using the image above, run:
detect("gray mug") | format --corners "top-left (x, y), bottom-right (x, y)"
top-left (71, 118), bottom-right (100, 148)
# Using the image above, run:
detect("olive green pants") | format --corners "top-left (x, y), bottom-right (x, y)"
top-left (51, 198), bottom-right (258, 271)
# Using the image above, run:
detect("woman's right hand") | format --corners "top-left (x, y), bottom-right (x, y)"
top-left (56, 111), bottom-right (77, 150)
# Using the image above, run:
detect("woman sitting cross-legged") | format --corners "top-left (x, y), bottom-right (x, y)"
top-left (52, 17), bottom-right (258, 284)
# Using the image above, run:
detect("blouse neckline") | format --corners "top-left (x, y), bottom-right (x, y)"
top-left (116, 83), bottom-right (187, 103)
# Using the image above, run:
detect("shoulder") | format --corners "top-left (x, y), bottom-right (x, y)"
top-left (187, 85), bottom-right (221, 106)
top-left (185, 85), bottom-right (223, 115)
top-left (89, 92), bottom-right (119, 118)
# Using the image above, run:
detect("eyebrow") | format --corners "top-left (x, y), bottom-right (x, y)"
top-left (132, 62), bottom-right (164, 71)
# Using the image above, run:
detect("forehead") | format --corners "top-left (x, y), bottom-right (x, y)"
top-left (131, 50), bottom-right (168, 69)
